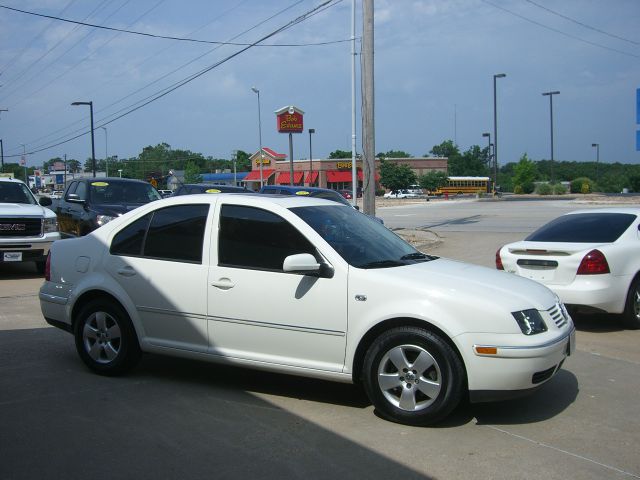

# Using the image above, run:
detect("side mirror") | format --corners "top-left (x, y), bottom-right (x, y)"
top-left (67, 193), bottom-right (84, 203)
top-left (353, 205), bottom-right (360, 211)
top-left (39, 197), bottom-right (52, 206)
top-left (283, 253), bottom-right (320, 273)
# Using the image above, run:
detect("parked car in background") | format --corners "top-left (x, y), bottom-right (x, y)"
top-left (497, 208), bottom-right (640, 329)
top-left (51, 178), bottom-right (161, 237)
top-left (172, 184), bottom-right (248, 196)
top-left (41, 193), bottom-right (574, 426)
top-left (157, 189), bottom-right (173, 198)
top-left (338, 189), bottom-right (357, 199)
top-left (0, 176), bottom-right (60, 273)
top-left (383, 189), bottom-right (419, 199)
top-left (260, 185), bottom-right (383, 223)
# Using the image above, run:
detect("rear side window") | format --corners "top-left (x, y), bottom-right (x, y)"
top-left (526, 213), bottom-right (636, 243)
top-left (111, 204), bottom-right (209, 263)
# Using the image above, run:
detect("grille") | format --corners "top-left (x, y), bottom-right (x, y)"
top-left (547, 302), bottom-right (568, 328)
top-left (0, 218), bottom-right (43, 238)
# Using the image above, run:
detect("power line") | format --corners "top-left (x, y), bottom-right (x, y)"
top-left (522, 0), bottom-right (640, 46)
top-left (0, 3), bottom-right (352, 48)
top-left (3, 0), bottom-right (341, 158)
top-left (481, 0), bottom-right (640, 59)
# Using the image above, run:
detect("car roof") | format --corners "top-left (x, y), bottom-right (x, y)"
top-left (0, 176), bottom-right (25, 183)
top-left (261, 185), bottom-right (338, 194)
top-left (565, 207), bottom-right (640, 216)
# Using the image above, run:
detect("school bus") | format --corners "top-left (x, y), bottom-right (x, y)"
top-left (434, 176), bottom-right (491, 195)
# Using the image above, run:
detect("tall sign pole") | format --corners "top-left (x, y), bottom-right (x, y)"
top-left (275, 105), bottom-right (304, 186)
top-left (350, 0), bottom-right (357, 205)
top-left (362, 0), bottom-right (375, 215)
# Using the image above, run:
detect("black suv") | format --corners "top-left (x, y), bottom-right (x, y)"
top-left (53, 178), bottom-right (161, 237)
top-left (172, 183), bottom-right (249, 196)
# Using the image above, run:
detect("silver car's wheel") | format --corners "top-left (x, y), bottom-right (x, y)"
top-left (74, 299), bottom-right (141, 375)
top-left (377, 344), bottom-right (442, 412)
top-left (82, 311), bottom-right (122, 364)
top-left (363, 326), bottom-right (465, 426)
top-left (623, 279), bottom-right (640, 330)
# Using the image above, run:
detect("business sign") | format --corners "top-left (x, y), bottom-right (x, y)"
top-left (56, 174), bottom-right (64, 185)
top-left (275, 105), bottom-right (304, 133)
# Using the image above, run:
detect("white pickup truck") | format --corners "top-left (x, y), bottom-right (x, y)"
top-left (0, 176), bottom-right (60, 273)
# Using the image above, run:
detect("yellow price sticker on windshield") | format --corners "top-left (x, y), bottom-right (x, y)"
top-left (205, 189), bottom-right (222, 194)
top-left (91, 182), bottom-right (109, 187)
top-left (295, 191), bottom-right (310, 195)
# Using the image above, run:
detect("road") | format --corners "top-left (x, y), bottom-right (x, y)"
top-left (1, 198), bottom-right (639, 479)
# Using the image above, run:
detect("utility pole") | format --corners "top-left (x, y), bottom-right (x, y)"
top-left (362, 0), bottom-right (375, 215)
top-left (350, 0), bottom-right (357, 204)
top-left (0, 108), bottom-right (7, 172)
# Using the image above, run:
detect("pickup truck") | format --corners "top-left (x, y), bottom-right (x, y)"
top-left (51, 177), bottom-right (162, 237)
top-left (0, 176), bottom-right (60, 273)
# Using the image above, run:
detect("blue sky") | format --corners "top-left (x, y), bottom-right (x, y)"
top-left (0, 0), bottom-right (639, 169)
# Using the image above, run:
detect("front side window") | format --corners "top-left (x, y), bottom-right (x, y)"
top-left (111, 204), bottom-right (209, 263)
top-left (219, 205), bottom-right (315, 271)
top-left (74, 182), bottom-right (87, 200)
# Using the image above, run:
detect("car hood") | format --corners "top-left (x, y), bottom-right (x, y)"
top-left (0, 202), bottom-right (55, 218)
top-left (382, 257), bottom-right (558, 312)
top-left (89, 203), bottom-right (147, 216)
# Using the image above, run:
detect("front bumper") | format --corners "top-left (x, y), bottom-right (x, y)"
top-left (456, 324), bottom-right (575, 397)
top-left (0, 233), bottom-right (60, 264)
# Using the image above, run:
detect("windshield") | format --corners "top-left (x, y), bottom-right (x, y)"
top-left (526, 212), bottom-right (636, 243)
top-left (89, 181), bottom-right (161, 205)
top-left (0, 182), bottom-right (37, 205)
top-left (291, 205), bottom-right (435, 268)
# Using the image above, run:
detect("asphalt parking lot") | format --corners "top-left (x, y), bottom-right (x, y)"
top-left (1, 197), bottom-right (639, 480)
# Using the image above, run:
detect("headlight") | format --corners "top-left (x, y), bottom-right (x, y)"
top-left (96, 215), bottom-right (116, 227)
top-left (512, 309), bottom-right (547, 335)
top-left (44, 217), bottom-right (58, 233)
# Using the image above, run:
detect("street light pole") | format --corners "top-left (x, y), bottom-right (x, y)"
top-left (71, 101), bottom-right (96, 177)
top-left (20, 143), bottom-right (27, 183)
top-left (542, 91), bottom-right (560, 183)
top-left (251, 87), bottom-right (264, 188)
top-left (308, 128), bottom-right (315, 186)
top-left (101, 126), bottom-right (109, 177)
top-left (592, 143), bottom-right (600, 182)
top-left (493, 74), bottom-right (506, 195)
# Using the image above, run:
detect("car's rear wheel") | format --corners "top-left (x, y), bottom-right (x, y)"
top-left (622, 278), bottom-right (640, 330)
top-left (362, 326), bottom-right (465, 426)
top-left (74, 299), bottom-right (141, 375)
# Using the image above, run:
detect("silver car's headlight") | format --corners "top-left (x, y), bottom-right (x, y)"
top-left (512, 309), bottom-right (548, 335)
top-left (44, 217), bottom-right (58, 233)
top-left (96, 215), bottom-right (116, 227)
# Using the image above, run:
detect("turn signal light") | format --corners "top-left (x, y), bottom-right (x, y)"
top-left (475, 346), bottom-right (498, 355)
top-left (577, 249), bottom-right (610, 275)
top-left (495, 247), bottom-right (504, 270)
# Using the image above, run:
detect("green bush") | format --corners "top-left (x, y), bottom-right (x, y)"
top-left (581, 182), bottom-right (591, 194)
top-left (513, 184), bottom-right (524, 194)
top-left (570, 177), bottom-right (593, 193)
top-left (553, 183), bottom-right (567, 195)
top-left (536, 183), bottom-right (553, 195)
top-left (521, 181), bottom-right (535, 194)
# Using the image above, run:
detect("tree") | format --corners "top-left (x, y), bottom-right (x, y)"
top-left (378, 159), bottom-right (416, 191)
top-left (419, 171), bottom-right (447, 192)
top-left (184, 160), bottom-right (202, 183)
top-left (428, 140), bottom-right (459, 159)
top-left (328, 149), bottom-right (352, 159)
top-left (377, 150), bottom-right (412, 159)
top-left (448, 145), bottom-right (490, 177)
top-left (512, 153), bottom-right (538, 194)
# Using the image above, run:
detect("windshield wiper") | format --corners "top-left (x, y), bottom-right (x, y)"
top-left (358, 259), bottom-right (406, 269)
top-left (400, 252), bottom-right (427, 260)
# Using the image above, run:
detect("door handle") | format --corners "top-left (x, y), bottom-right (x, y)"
top-left (211, 278), bottom-right (235, 290)
top-left (117, 266), bottom-right (136, 277)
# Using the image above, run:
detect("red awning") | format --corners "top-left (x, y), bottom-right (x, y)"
top-left (358, 171), bottom-right (380, 181)
top-left (276, 171), bottom-right (304, 184)
top-left (326, 170), bottom-right (353, 183)
top-left (305, 171), bottom-right (318, 184)
top-left (244, 169), bottom-right (274, 181)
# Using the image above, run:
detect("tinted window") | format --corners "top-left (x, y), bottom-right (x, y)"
top-left (143, 205), bottom-right (209, 262)
top-left (111, 215), bottom-right (151, 256)
top-left (311, 191), bottom-right (351, 206)
top-left (75, 182), bottom-right (87, 200)
top-left (526, 213), bottom-right (636, 243)
top-left (0, 182), bottom-right (36, 205)
top-left (89, 181), bottom-right (161, 204)
top-left (219, 205), bottom-right (315, 271)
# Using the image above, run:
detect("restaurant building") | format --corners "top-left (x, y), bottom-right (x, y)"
top-left (242, 147), bottom-right (448, 191)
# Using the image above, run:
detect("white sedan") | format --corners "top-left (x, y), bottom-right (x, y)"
top-left (383, 189), bottom-right (418, 199)
top-left (40, 193), bottom-right (574, 426)
top-left (497, 207), bottom-right (640, 329)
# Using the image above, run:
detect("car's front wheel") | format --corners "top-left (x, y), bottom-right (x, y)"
top-left (622, 278), bottom-right (640, 330)
top-left (74, 299), bottom-right (141, 375)
top-left (362, 326), bottom-right (465, 426)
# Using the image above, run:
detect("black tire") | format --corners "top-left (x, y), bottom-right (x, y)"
top-left (35, 260), bottom-right (46, 274)
top-left (362, 326), bottom-right (465, 426)
top-left (622, 278), bottom-right (640, 330)
top-left (74, 299), bottom-right (141, 375)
